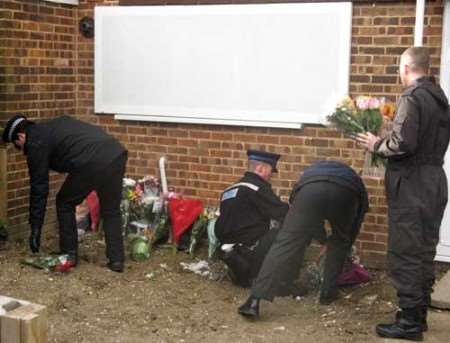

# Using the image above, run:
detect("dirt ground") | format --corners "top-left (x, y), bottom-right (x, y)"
top-left (0, 233), bottom-right (449, 343)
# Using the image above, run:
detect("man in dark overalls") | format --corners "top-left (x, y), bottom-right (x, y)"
top-left (357, 47), bottom-right (450, 341)
top-left (215, 150), bottom-right (292, 289)
top-left (238, 161), bottom-right (368, 317)
top-left (2, 115), bottom-right (128, 272)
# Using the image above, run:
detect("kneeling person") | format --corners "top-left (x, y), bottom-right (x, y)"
top-left (239, 161), bottom-right (368, 317)
top-left (215, 150), bottom-right (289, 288)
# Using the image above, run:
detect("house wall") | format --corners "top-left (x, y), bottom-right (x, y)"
top-left (0, 0), bottom-right (445, 266)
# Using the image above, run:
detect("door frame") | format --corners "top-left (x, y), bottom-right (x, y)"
top-left (436, 0), bottom-right (450, 262)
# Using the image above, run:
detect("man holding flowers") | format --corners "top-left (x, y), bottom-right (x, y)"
top-left (356, 47), bottom-right (450, 341)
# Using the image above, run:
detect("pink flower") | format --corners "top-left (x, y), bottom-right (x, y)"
top-left (356, 96), bottom-right (369, 110)
top-left (368, 97), bottom-right (380, 110)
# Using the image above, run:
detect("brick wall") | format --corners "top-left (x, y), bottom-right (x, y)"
top-left (1, 0), bottom-right (446, 267)
top-left (0, 0), bottom-right (77, 237)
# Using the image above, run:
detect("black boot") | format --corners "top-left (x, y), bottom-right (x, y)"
top-left (276, 282), bottom-right (308, 298)
top-left (107, 261), bottom-right (124, 273)
top-left (397, 307), bottom-right (428, 332)
top-left (238, 296), bottom-right (260, 318)
top-left (376, 308), bottom-right (423, 341)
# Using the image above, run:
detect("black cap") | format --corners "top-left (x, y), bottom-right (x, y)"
top-left (2, 115), bottom-right (27, 144)
top-left (247, 149), bottom-right (281, 173)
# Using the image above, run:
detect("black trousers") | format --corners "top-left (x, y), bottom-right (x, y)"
top-left (56, 152), bottom-right (127, 263)
top-left (251, 181), bottom-right (359, 301)
top-left (220, 228), bottom-right (280, 287)
top-left (385, 165), bottom-right (447, 309)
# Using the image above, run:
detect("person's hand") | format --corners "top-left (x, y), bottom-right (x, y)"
top-left (354, 132), bottom-right (381, 153)
top-left (316, 245), bottom-right (327, 264)
top-left (29, 227), bottom-right (41, 253)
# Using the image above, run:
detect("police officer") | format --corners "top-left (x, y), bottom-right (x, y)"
top-left (238, 160), bottom-right (368, 317)
top-left (2, 115), bottom-right (128, 272)
top-left (215, 150), bottom-right (290, 288)
top-left (356, 47), bottom-right (450, 341)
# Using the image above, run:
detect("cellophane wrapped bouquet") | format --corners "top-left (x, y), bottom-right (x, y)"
top-left (121, 176), bottom-right (171, 260)
top-left (327, 96), bottom-right (395, 174)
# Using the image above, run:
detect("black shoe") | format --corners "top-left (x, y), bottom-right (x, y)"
top-left (238, 296), bottom-right (260, 318)
top-left (396, 308), bottom-right (428, 332)
top-left (107, 261), bottom-right (124, 273)
top-left (376, 308), bottom-right (423, 341)
top-left (276, 283), bottom-right (308, 298)
top-left (319, 288), bottom-right (339, 305)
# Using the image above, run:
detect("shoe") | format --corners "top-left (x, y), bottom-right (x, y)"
top-left (396, 308), bottom-right (428, 332)
top-left (319, 288), bottom-right (339, 305)
top-left (107, 261), bottom-right (124, 273)
top-left (376, 308), bottom-right (423, 341)
top-left (276, 283), bottom-right (308, 298)
top-left (238, 296), bottom-right (260, 318)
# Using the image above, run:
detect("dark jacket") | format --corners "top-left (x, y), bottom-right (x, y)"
top-left (375, 76), bottom-right (450, 168)
top-left (25, 116), bottom-right (126, 230)
top-left (290, 161), bottom-right (369, 243)
top-left (215, 172), bottom-right (289, 245)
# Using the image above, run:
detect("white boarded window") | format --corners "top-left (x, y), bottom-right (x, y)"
top-left (95, 3), bottom-right (352, 129)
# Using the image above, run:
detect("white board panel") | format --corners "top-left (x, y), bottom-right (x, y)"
top-left (95, 3), bottom-right (352, 128)
top-left (45, 0), bottom-right (79, 5)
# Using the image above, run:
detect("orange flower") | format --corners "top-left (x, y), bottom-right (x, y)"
top-left (380, 102), bottom-right (396, 120)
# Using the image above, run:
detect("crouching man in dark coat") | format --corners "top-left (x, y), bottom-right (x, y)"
top-left (215, 150), bottom-right (303, 295)
top-left (2, 115), bottom-right (127, 272)
top-left (238, 160), bottom-right (368, 317)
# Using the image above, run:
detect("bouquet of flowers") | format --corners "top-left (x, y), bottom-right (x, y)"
top-left (328, 96), bottom-right (395, 169)
top-left (188, 207), bottom-right (218, 256)
top-left (121, 176), bottom-right (165, 232)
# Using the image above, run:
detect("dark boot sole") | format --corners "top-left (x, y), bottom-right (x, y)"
top-left (238, 309), bottom-right (258, 318)
top-left (376, 328), bottom-right (423, 342)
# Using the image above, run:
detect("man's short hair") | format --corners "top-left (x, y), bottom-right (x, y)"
top-left (402, 47), bottom-right (430, 73)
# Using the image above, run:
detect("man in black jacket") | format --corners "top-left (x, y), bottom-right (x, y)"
top-left (2, 115), bottom-right (127, 272)
top-left (238, 160), bottom-right (368, 317)
top-left (215, 150), bottom-right (290, 288)
top-left (357, 47), bottom-right (450, 341)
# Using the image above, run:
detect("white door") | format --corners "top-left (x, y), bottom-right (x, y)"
top-left (436, 0), bottom-right (450, 262)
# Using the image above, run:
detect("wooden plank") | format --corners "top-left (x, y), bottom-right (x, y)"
top-left (1, 313), bottom-right (21, 343)
top-left (20, 305), bottom-right (47, 343)
top-left (20, 313), bottom-right (43, 343)
top-left (0, 304), bottom-right (47, 343)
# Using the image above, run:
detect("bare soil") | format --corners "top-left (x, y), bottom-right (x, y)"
top-left (0, 233), bottom-right (447, 343)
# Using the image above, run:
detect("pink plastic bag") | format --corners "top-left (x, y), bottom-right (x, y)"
top-left (86, 191), bottom-right (100, 231)
top-left (336, 262), bottom-right (370, 286)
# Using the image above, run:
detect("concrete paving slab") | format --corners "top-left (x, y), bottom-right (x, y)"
top-left (431, 271), bottom-right (450, 309)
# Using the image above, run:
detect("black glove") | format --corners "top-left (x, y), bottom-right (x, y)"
top-left (29, 226), bottom-right (41, 253)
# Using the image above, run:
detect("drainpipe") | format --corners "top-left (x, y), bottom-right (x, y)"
top-left (415, 0), bottom-right (426, 46)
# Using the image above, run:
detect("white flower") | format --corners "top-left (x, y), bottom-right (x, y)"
top-left (123, 178), bottom-right (136, 187)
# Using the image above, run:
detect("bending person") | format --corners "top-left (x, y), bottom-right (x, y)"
top-left (238, 160), bottom-right (368, 317)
